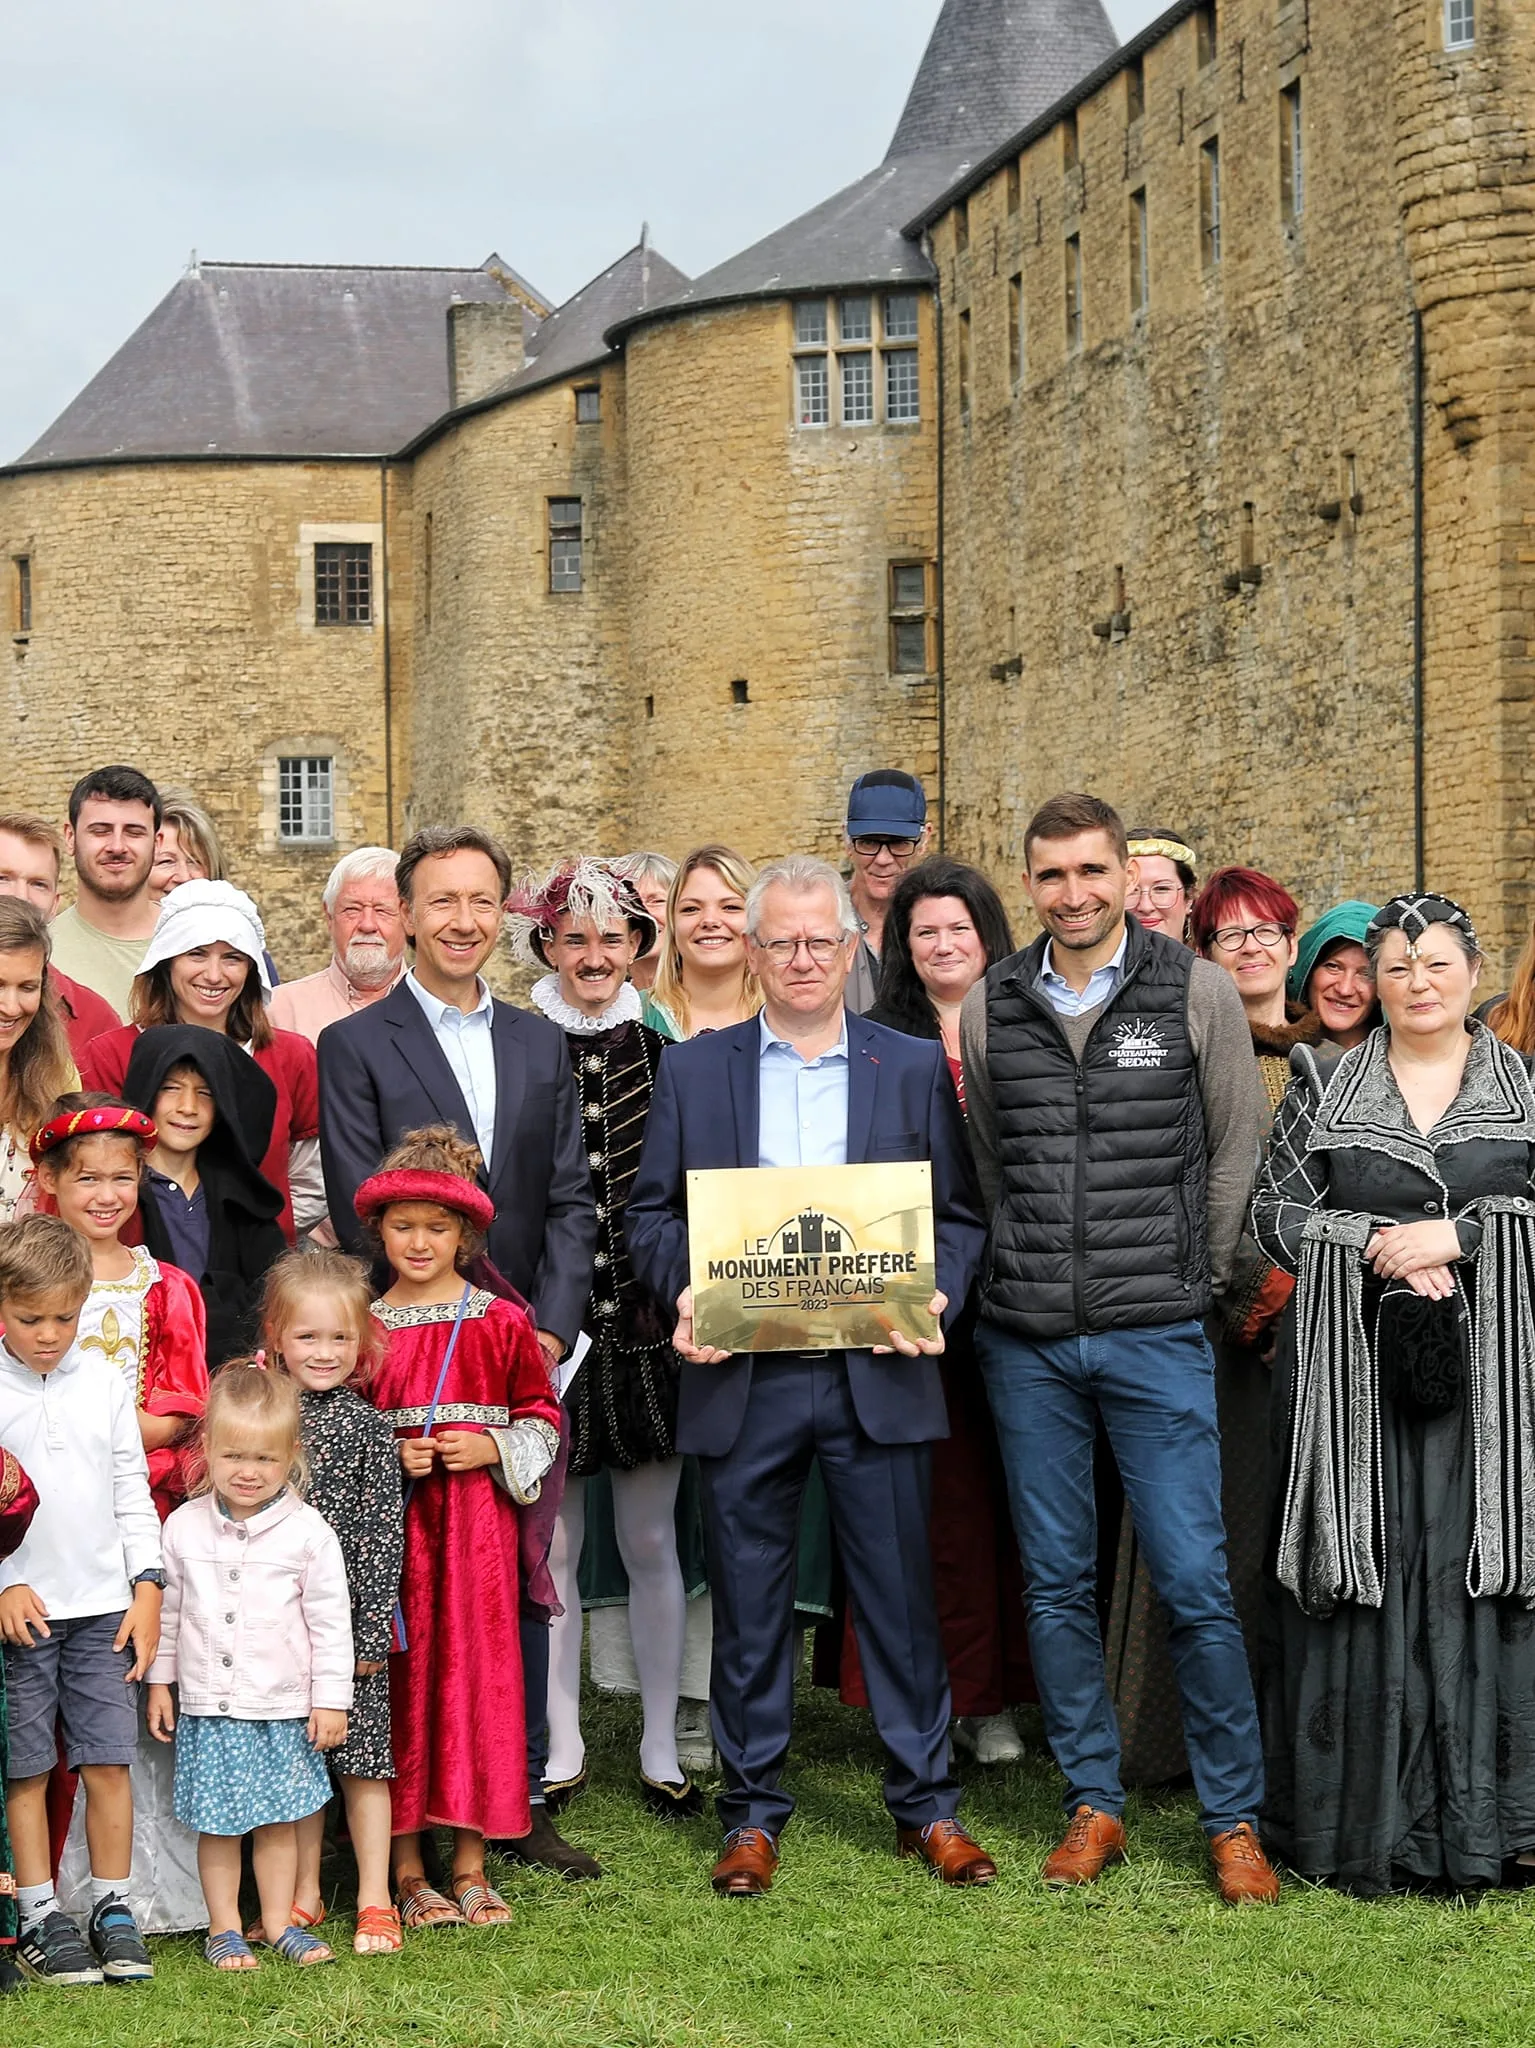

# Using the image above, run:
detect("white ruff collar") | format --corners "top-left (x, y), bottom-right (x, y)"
top-left (531, 974), bottom-right (642, 1035)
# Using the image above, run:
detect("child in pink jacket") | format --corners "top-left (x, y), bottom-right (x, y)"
top-left (146, 1365), bottom-right (353, 1971)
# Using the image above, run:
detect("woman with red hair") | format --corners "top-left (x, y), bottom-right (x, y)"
top-left (1108, 864), bottom-right (1321, 1783)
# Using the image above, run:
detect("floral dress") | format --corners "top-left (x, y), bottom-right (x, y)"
top-left (298, 1384), bottom-right (405, 1780)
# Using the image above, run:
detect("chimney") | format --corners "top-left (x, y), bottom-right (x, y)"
top-left (447, 300), bottom-right (526, 407)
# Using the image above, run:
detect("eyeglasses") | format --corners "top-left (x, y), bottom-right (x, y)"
top-left (1210, 923), bottom-right (1292, 953)
top-left (850, 836), bottom-right (919, 858)
top-left (1129, 882), bottom-right (1185, 908)
top-left (753, 936), bottom-right (847, 963)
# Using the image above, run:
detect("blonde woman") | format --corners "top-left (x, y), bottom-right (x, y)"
top-left (643, 845), bottom-right (761, 1041)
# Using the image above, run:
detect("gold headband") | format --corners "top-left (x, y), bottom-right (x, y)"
top-left (1127, 837), bottom-right (1196, 870)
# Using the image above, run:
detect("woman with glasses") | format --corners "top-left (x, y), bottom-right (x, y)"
top-left (1106, 864), bottom-right (1320, 1782)
top-left (831, 859), bottom-right (1035, 1765)
top-left (1252, 895), bottom-right (1535, 1893)
top-left (1126, 829), bottom-right (1198, 946)
top-left (1289, 902), bottom-right (1380, 1051)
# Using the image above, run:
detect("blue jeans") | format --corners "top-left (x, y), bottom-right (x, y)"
top-left (975, 1316), bottom-right (1263, 1834)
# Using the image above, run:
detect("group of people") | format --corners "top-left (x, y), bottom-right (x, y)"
top-left (3, 758), bottom-right (1535, 1992)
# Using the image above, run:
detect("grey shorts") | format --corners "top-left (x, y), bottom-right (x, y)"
top-left (4, 1610), bottom-right (139, 1779)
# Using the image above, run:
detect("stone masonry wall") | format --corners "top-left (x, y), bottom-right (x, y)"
top-left (0, 460), bottom-right (397, 976)
top-left (1393, 0), bottom-right (1535, 970)
top-left (405, 361), bottom-right (631, 881)
top-left (936, 0), bottom-right (1425, 953)
top-left (624, 299), bottom-right (941, 867)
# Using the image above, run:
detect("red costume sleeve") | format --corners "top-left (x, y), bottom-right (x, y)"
top-left (52, 972), bottom-right (122, 1069)
top-left (141, 1265), bottom-right (211, 1513)
top-left (0, 1447), bottom-right (39, 1562)
top-left (77, 1024), bottom-right (135, 1095)
top-left (272, 1029), bottom-right (321, 1142)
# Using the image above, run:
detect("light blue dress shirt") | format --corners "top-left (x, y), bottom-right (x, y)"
top-left (757, 1011), bottom-right (850, 1169)
top-left (1035, 928), bottom-right (1129, 1019)
top-left (405, 970), bottom-right (498, 1168)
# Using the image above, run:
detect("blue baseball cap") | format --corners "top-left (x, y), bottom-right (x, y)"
top-left (846, 770), bottom-right (927, 840)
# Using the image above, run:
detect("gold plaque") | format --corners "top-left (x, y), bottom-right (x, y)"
top-left (687, 1163), bottom-right (937, 1353)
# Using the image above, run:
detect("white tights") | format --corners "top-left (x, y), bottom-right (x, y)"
top-left (546, 1457), bottom-right (687, 1786)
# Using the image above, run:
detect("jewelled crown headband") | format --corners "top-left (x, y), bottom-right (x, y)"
top-left (1366, 892), bottom-right (1479, 959)
top-left (1127, 835), bottom-right (1197, 870)
top-left (30, 1104), bottom-right (157, 1165)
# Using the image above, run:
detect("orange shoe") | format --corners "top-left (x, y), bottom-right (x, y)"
top-left (1041, 1805), bottom-right (1127, 1886)
top-left (710, 1826), bottom-right (778, 1897)
top-left (1209, 1823), bottom-right (1281, 1905)
top-left (896, 1818), bottom-right (998, 1886)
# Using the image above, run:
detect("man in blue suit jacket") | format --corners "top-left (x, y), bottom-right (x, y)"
top-left (627, 854), bottom-right (997, 1897)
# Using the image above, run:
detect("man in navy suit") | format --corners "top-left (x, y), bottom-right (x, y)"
top-left (317, 822), bottom-right (599, 1880)
top-left (627, 853), bottom-right (997, 1897)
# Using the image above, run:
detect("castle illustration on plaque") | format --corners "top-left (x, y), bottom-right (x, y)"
top-left (687, 1163), bottom-right (936, 1354)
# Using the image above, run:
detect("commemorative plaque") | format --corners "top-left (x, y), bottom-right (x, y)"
top-left (686, 1162), bottom-right (937, 1353)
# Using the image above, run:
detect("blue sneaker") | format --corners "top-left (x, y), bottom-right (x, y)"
top-left (86, 1897), bottom-right (153, 1983)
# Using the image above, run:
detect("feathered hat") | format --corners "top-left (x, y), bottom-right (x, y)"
top-left (504, 857), bottom-right (658, 969)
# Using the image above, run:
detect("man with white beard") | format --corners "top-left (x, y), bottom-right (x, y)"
top-left (269, 846), bottom-right (407, 1043)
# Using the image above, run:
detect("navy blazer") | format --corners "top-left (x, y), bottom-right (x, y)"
top-left (625, 1011), bottom-right (986, 1457)
top-left (318, 978), bottom-right (597, 1349)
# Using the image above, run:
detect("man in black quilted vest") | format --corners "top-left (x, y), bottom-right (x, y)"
top-left (961, 792), bottom-right (1280, 1905)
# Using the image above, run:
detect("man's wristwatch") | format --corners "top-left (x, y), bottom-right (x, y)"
top-left (132, 1569), bottom-right (167, 1589)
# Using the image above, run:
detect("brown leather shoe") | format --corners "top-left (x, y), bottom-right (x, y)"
top-left (1041, 1805), bottom-right (1127, 1886)
top-left (897, 1818), bottom-right (998, 1886)
top-left (710, 1826), bottom-right (778, 1897)
top-left (1209, 1823), bottom-right (1281, 1905)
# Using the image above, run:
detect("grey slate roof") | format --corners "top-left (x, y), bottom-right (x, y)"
top-left (395, 240), bottom-right (691, 456)
top-left (11, 257), bottom-right (549, 468)
top-left (905, 0), bottom-right (1195, 231)
top-left (493, 243), bottom-right (691, 398)
top-left (888, 0), bottom-right (1119, 157)
top-left (605, 148), bottom-right (978, 347)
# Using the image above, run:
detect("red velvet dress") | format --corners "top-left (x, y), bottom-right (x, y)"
top-left (80, 1023), bottom-right (319, 1243)
top-left (368, 1289), bottom-right (561, 1840)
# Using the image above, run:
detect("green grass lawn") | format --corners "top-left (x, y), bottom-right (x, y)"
top-left (11, 1683), bottom-right (1535, 2048)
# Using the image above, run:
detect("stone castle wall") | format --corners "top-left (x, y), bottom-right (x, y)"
top-left (624, 298), bottom-right (941, 868)
top-left (935, 0), bottom-right (1429, 950)
top-left (0, 460), bottom-right (398, 975)
top-left (405, 360), bottom-right (631, 876)
top-left (1393, 0), bottom-right (1535, 969)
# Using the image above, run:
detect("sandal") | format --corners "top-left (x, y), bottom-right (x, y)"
top-left (246, 1898), bottom-right (326, 1941)
top-left (395, 1873), bottom-right (464, 1929)
top-left (450, 1871), bottom-right (512, 1925)
top-left (204, 1928), bottom-right (259, 1971)
top-left (353, 1905), bottom-right (404, 1955)
top-left (271, 1924), bottom-right (334, 1966)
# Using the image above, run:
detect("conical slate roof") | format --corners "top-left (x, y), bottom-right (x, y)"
top-left (888, 0), bottom-right (1118, 158)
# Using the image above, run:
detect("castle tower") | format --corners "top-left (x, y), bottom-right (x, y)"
top-left (889, 0), bottom-right (1117, 157)
top-left (616, 0), bottom-right (1119, 863)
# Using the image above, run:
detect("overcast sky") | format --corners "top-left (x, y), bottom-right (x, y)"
top-left (2, 1), bottom-right (1165, 462)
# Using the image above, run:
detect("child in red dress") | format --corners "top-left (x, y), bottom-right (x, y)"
top-left (355, 1127), bottom-right (560, 1930)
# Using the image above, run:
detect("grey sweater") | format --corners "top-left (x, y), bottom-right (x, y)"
top-left (959, 948), bottom-right (1268, 1307)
